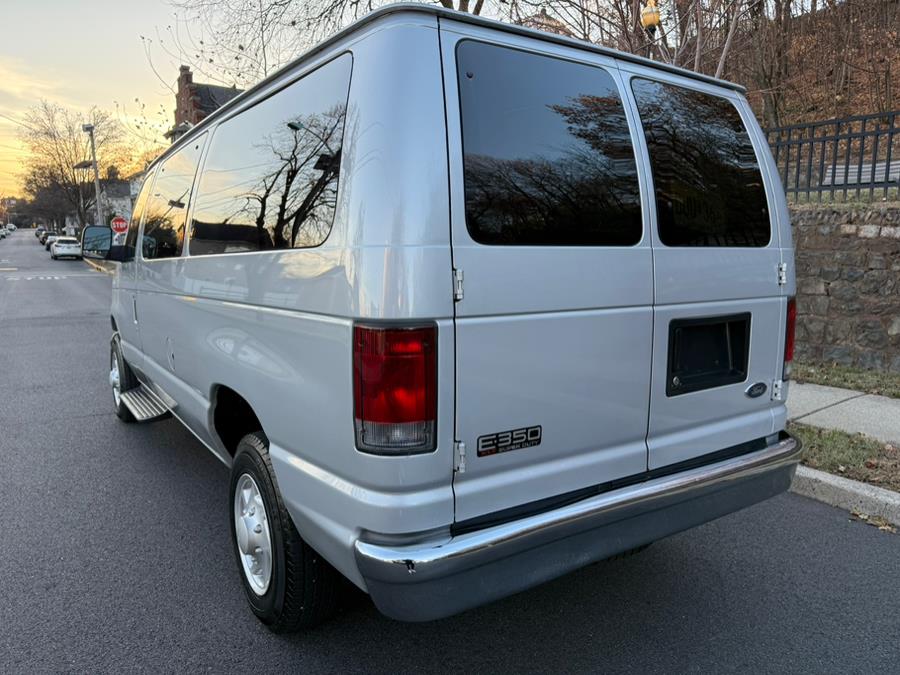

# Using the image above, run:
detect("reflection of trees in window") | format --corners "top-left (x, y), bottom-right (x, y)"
top-left (232, 105), bottom-right (343, 249)
top-left (191, 104), bottom-right (346, 254)
top-left (189, 53), bottom-right (352, 256)
top-left (464, 93), bottom-right (641, 246)
top-left (632, 79), bottom-right (770, 247)
top-left (142, 137), bottom-right (206, 260)
top-left (143, 186), bottom-right (191, 259)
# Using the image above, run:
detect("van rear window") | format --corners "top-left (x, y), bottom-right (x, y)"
top-left (456, 41), bottom-right (642, 246)
top-left (631, 79), bottom-right (770, 247)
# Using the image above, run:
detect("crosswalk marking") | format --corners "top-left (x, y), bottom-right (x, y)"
top-left (0, 273), bottom-right (103, 281)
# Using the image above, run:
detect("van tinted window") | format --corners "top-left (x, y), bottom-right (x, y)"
top-left (189, 53), bottom-right (351, 256)
top-left (456, 41), bottom-right (642, 246)
top-left (114, 168), bottom-right (156, 262)
top-left (141, 135), bottom-right (206, 260)
top-left (631, 79), bottom-right (770, 247)
top-left (123, 169), bottom-right (156, 261)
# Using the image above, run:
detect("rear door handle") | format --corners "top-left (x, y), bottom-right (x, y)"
top-left (132, 296), bottom-right (138, 324)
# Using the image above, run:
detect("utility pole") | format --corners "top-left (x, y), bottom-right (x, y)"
top-left (83, 124), bottom-right (103, 228)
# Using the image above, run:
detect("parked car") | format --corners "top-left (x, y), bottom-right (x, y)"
top-left (44, 234), bottom-right (59, 250)
top-left (39, 231), bottom-right (52, 244)
top-left (35, 226), bottom-right (46, 238)
top-left (81, 5), bottom-right (800, 632)
top-left (0, 228), bottom-right (6, 240)
top-left (50, 236), bottom-right (82, 260)
top-left (6, 224), bottom-right (15, 231)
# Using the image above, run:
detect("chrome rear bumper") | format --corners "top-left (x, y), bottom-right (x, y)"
top-left (355, 434), bottom-right (801, 621)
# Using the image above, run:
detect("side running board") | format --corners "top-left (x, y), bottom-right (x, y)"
top-left (120, 385), bottom-right (171, 422)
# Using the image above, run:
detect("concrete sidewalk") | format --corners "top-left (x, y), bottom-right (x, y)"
top-left (787, 382), bottom-right (900, 524)
top-left (787, 381), bottom-right (900, 445)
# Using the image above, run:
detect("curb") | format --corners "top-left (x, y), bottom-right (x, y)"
top-left (791, 465), bottom-right (900, 526)
top-left (83, 258), bottom-right (115, 275)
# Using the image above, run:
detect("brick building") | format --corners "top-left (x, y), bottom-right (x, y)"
top-left (165, 66), bottom-right (243, 143)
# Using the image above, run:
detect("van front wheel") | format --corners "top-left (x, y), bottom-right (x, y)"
top-left (110, 336), bottom-right (137, 422)
top-left (229, 432), bottom-right (341, 632)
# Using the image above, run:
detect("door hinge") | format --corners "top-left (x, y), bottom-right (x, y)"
top-left (777, 262), bottom-right (788, 286)
top-left (771, 379), bottom-right (784, 401)
top-left (453, 268), bottom-right (464, 302)
top-left (454, 440), bottom-right (466, 474)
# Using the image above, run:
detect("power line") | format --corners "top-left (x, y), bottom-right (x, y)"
top-left (0, 113), bottom-right (30, 129)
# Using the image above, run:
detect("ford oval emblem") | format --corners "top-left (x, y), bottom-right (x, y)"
top-left (745, 382), bottom-right (767, 398)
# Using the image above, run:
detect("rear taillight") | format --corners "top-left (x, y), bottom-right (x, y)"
top-left (783, 297), bottom-right (796, 380)
top-left (353, 324), bottom-right (437, 454)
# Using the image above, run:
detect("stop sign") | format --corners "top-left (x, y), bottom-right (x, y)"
top-left (111, 216), bottom-right (128, 234)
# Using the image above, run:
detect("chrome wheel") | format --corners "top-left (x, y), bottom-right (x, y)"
top-left (109, 351), bottom-right (121, 407)
top-left (234, 473), bottom-right (273, 596)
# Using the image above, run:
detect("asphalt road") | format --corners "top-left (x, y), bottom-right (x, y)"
top-left (1, 230), bottom-right (899, 674)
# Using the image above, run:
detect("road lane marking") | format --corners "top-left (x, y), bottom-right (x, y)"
top-left (0, 267), bottom-right (17, 271)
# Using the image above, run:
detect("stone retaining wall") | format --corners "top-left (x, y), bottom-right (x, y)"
top-left (792, 206), bottom-right (900, 372)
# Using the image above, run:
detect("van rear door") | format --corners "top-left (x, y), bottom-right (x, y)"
top-left (622, 71), bottom-right (786, 469)
top-left (441, 32), bottom-right (654, 522)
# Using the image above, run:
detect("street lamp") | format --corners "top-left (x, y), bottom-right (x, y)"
top-left (82, 123), bottom-right (104, 228)
top-left (641, 0), bottom-right (661, 38)
top-left (73, 160), bottom-right (93, 233)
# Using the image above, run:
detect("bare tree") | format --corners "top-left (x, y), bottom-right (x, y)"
top-left (148, 0), bottom-right (900, 133)
top-left (19, 101), bottom-right (129, 227)
top-left (152, 1), bottom-right (496, 89)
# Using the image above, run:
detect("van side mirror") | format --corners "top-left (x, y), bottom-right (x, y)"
top-left (81, 226), bottom-right (133, 262)
top-left (81, 226), bottom-right (112, 259)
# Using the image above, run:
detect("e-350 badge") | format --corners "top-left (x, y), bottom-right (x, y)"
top-left (477, 425), bottom-right (542, 457)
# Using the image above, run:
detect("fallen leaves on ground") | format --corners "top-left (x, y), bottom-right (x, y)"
top-left (849, 511), bottom-right (897, 534)
top-left (790, 423), bottom-right (900, 493)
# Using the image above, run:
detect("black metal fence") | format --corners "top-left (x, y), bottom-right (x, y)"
top-left (765, 111), bottom-right (900, 202)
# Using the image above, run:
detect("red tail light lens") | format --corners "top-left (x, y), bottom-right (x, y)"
top-left (784, 297), bottom-right (796, 379)
top-left (353, 324), bottom-right (437, 454)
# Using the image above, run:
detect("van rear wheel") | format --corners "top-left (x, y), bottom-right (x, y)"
top-left (229, 431), bottom-right (341, 632)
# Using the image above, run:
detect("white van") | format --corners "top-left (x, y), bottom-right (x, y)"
top-left (82, 4), bottom-right (800, 631)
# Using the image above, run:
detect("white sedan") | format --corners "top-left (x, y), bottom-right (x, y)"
top-left (50, 237), bottom-right (83, 260)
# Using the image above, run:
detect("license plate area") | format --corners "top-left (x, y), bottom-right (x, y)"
top-left (666, 313), bottom-right (750, 396)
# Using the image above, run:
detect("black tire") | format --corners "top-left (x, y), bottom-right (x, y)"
top-left (111, 335), bottom-right (138, 422)
top-left (230, 431), bottom-right (342, 632)
top-left (51, 254), bottom-right (57, 260)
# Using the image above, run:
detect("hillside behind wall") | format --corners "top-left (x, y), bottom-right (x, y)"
top-left (792, 206), bottom-right (900, 373)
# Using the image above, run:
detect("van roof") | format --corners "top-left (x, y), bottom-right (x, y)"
top-left (152, 3), bottom-right (746, 170)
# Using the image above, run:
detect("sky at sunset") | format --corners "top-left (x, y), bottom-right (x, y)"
top-left (0, 0), bottom-right (187, 197)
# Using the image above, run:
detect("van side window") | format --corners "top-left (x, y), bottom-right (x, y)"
top-left (123, 169), bottom-right (156, 262)
top-left (189, 53), bottom-right (352, 256)
top-left (631, 79), bottom-right (770, 247)
top-left (456, 41), bottom-right (642, 246)
top-left (141, 135), bottom-right (207, 260)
